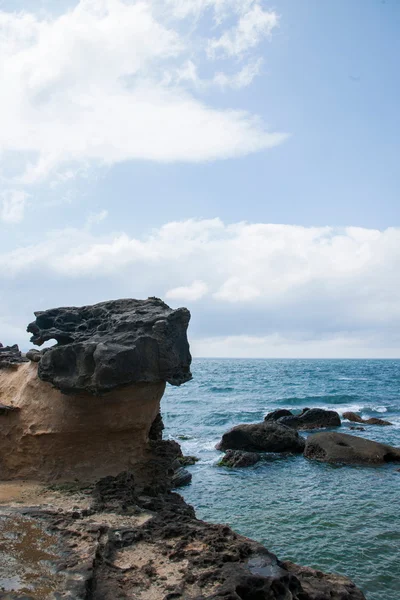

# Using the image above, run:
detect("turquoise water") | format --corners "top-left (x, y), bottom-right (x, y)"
top-left (163, 359), bottom-right (400, 600)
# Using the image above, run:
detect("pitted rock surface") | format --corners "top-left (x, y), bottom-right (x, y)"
top-left (27, 298), bottom-right (192, 394)
top-left (0, 344), bottom-right (27, 369)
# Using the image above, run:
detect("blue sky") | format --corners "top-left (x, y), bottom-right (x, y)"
top-left (0, 0), bottom-right (399, 357)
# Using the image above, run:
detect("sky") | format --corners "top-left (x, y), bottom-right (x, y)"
top-left (0, 0), bottom-right (399, 358)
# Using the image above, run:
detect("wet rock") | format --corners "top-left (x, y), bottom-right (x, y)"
top-left (216, 421), bottom-right (305, 453)
top-left (283, 561), bottom-right (366, 600)
top-left (0, 343), bottom-right (28, 368)
top-left (264, 408), bottom-right (293, 421)
top-left (349, 426), bottom-right (366, 431)
top-left (178, 455), bottom-right (199, 466)
top-left (27, 297), bottom-right (192, 394)
top-left (304, 432), bottom-right (400, 464)
top-left (218, 449), bottom-right (261, 468)
top-left (279, 408), bottom-right (341, 430)
top-left (171, 466), bottom-right (192, 488)
top-left (343, 411), bottom-right (392, 426)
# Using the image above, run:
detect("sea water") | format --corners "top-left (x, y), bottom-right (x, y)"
top-left (163, 359), bottom-right (400, 600)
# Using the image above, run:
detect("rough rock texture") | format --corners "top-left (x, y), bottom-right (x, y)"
top-left (342, 411), bottom-right (392, 426)
top-left (27, 297), bottom-right (192, 394)
top-left (0, 343), bottom-right (27, 368)
top-left (216, 421), bottom-right (305, 453)
top-left (264, 409), bottom-right (293, 421)
top-left (278, 408), bottom-right (341, 430)
top-left (0, 473), bottom-right (366, 600)
top-left (304, 432), bottom-right (400, 464)
top-left (218, 450), bottom-right (261, 468)
top-left (0, 362), bottom-right (169, 483)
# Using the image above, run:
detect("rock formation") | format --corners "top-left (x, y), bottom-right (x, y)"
top-left (342, 411), bottom-right (392, 426)
top-left (218, 449), bottom-right (261, 468)
top-left (0, 472), bottom-right (366, 599)
top-left (304, 431), bottom-right (400, 465)
top-left (0, 343), bottom-right (27, 368)
top-left (216, 421), bottom-right (305, 453)
top-left (27, 297), bottom-right (192, 394)
top-left (278, 407), bottom-right (341, 430)
top-left (0, 298), bottom-right (192, 484)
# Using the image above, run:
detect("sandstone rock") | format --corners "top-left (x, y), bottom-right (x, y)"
top-left (0, 362), bottom-right (165, 483)
top-left (27, 297), bottom-right (192, 394)
top-left (343, 411), bottom-right (392, 426)
top-left (216, 421), bottom-right (305, 453)
top-left (304, 431), bottom-right (400, 465)
top-left (218, 449), bottom-right (261, 467)
top-left (264, 408), bottom-right (293, 421)
top-left (0, 343), bottom-right (27, 369)
top-left (279, 408), bottom-right (341, 430)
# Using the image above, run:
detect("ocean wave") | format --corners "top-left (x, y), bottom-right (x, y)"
top-left (208, 386), bottom-right (235, 393)
top-left (277, 394), bottom-right (360, 406)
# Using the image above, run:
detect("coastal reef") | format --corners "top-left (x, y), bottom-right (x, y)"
top-left (0, 299), bottom-right (367, 599)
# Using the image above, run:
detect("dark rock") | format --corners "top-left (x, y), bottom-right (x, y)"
top-left (27, 297), bottom-right (192, 394)
top-left (218, 450), bottom-right (260, 468)
top-left (26, 349), bottom-right (42, 363)
top-left (178, 455), bottom-right (199, 466)
top-left (279, 408), bottom-right (341, 430)
top-left (349, 426), bottom-right (366, 431)
top-left (171, 466), bottom-right (192, 488)
top-left (0, 403), bottom-right (20, 416)
top-left (149, 412), bottom-right (165, 441)
top-left (216, 421), bottom-right (305, 453)
top-left (283, 561), bottom-right (366, 600)
top-left (343, 411), bottom-right (392, 426)
top-left (92, 471), bottom-right (137, 511)
top-left (264, 408), bottom-right (293, 421)
top-left (0, 343), bottom-right (28, 368)
top-left (304, 432), bottom-right (400, 464)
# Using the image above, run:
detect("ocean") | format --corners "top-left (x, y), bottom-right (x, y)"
top-left (163, 358), bottom-right (400, 600)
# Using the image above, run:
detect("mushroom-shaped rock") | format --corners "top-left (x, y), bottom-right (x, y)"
top-left (27, 297), bottom-right (192, 394)
top-left (304, 432), bottom-right (400, 465)
top-left (219, 450), bottom-right (261, 468)
top-left (216, 421), bottom-right (305, 453)
top-left (342, 411), bottom-right (392, 426)
top-left (278, 408), bottom-right (341, 430)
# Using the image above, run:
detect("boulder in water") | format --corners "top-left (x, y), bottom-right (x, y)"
top-left (216, 421), bottom-right (305, 453)
top-left (218, 449), bottom-right (261, 468)
top-left (343, 411), bottom-right (392, 426)
top-left (304, 432), bottom-right (400, 464)
top-left (264, 408), bottom-right (293, 421)
top-left (278, 408), bottom-right (341, 430)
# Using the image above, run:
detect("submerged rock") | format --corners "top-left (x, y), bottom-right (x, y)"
top-left (304, 432), bottom-right (400, 464)
top-left (279, 408), bottom-right (341, 430)
top-left (343, 411), bottom-right (392, 426)
top-left (216, 421), bottom-right (305, 453)
top-left (218, 449), bottom-right (261, 468)
top-left (27, 297), bottom-right (192, 394)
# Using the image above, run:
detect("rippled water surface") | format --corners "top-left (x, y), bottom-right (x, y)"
top-left (163, 359), bottom-right (400, 600)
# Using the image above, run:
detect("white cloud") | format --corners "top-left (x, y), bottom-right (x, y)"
top-left (1, 218), bottom-right (399, 355)
top-left (0, 190), bottom-right (29, 223)
top-left (208, 4), bottom-right (278, 58)
top-left (166, 280), bottom-right (209, 301)
top-left (214, 58), bottom-right (263, 89)
top-left (0, 0), bottom-right (285, 188)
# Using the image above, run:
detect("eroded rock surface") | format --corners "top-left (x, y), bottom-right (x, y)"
top-left (0, 343), bottom-right (27, 369)
top-left (0, 473), bottom-right (366, 600)
top-left (27, 297), bottom-right (192, 394)
top-left (342, 411), bottom-right (392, 426)
top-left (304, 432), bottom-right (400, 464)
top-left (216, 421), bottom-right (305, 453)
